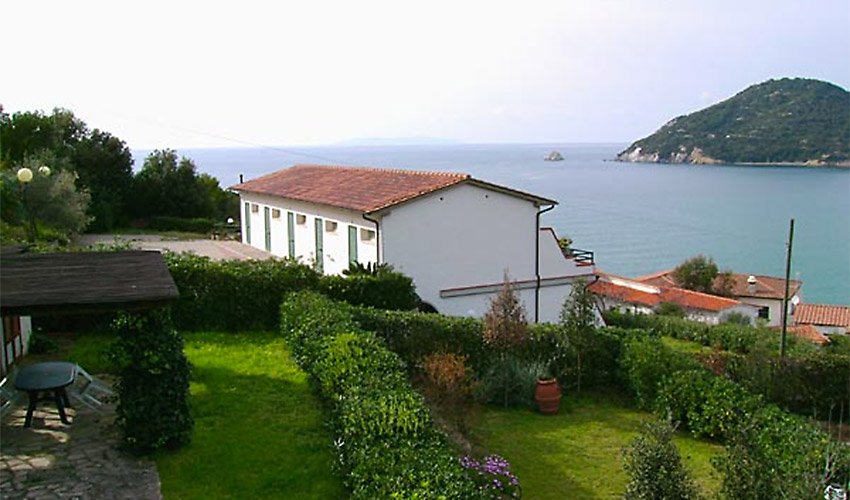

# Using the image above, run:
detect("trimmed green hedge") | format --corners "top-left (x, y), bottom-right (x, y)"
top-left (280, 291), bottom-right (486, 499)
top-left (165, 253), bottom-right (320, 332)
top-left (164, 254), bottom-right (421, 332)
top-left (149, 216), bottom-right (216, 234)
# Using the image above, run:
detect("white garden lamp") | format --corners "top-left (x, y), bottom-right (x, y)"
top-left (16, 167), bottom-right (33, 183)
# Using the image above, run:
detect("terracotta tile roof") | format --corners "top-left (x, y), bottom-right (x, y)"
top-left (589, 280), bottom-right (660, 308)
top-left (230, 164), bottom-right (557, 213)
top-left (635, 270), bottom-right (801, 301)
top-left (590, 274), bottom-right (744, 312)
top-left (795, 304), bottom-right (850, 328)
top-left (780, 324), bottom-right (831, 345)
top-left (657, 287), bottom-right (742, 312)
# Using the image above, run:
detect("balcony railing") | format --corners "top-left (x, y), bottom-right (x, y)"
top-left (569, 248), bottom-right (594, 266)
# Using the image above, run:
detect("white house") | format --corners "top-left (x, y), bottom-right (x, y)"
top-left (232, 164), bottom-right (595, 322)
top-left (636, 271), bottom-right (802, 327)
top-left (794, 304), bottom-right (850, 336)
top-left (590, 272), bottom-right (760, 325)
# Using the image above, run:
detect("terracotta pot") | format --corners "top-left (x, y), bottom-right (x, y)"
top-left (534, 378), bottom-right (561, 415)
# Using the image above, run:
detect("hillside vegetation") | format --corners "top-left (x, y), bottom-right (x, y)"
top-left (617, 78), bottom-right (850, 166)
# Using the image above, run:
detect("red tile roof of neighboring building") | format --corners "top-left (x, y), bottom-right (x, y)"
top-left (230, 164), bottom-right (556, 213)
top-left (589, 280), bottom-right (660, 307)
top-left (589, 274), bottom-right (744, 312)
top-left (635, 270), bottom-right (801, 301)
top-left (782, 324), bottom-right (831, 345)
top-left (794, 304), bottom-right (850, 328)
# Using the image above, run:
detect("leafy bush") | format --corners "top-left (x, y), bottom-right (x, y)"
top-left (420, 352), bottom-right (478, 433)
top-left (656, 368), bottom-right (762, 439)
top-left (622, 419), bottom-right (701, 500)
top-left (149, 216), bottom-right (215, 234)
top-left (478, 355), bottom-right (544, 408)
top-left (109, 310), bottom-right (193, 454)
top-left (319, 267), bottom-right (420, 311)
top-left (280, 291), bottom-right (487, 499)
top-left (618, 334), bottom-right (696, 409)
top-left (165, 252), bottom-right (320, 332)
top-left (715, 405), bottom-right (850, 500)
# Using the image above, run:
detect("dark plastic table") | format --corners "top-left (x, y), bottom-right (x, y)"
top-left (14, 362), bottom-right (77, 427)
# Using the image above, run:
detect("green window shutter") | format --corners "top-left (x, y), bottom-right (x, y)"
top-left (314, 218), bottom-right (324, 273)
top-left (287, 212), bottom-right (295, 258)
top-left (348, 225), bottom-right (358, 265)
top-left (244, 202), bottom-right (251, 245)
top-left (264, 207), bottom-right (272, 252)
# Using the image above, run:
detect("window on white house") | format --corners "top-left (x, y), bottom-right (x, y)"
top-left (360, 228), bottom-right (376, 242)
top-left (296, 214), bottom-right (307, 225)
top-left (251, 204), bottom-right (259, 213)
top-left (325, 220), bottom-right (338, 233)
top-left (758, 307), bottom-right (770, 320)
top-left (272, 209), bottom-right (281, 218)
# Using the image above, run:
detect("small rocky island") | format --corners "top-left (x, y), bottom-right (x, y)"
top-left (544, 151), bottom-right (564, 161)
top-left (617, 78), bottom-right (850, 167)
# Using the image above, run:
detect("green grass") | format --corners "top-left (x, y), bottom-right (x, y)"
top-left (154, 331), bottom-right (344, 500)
top-left (473, 391), bottom-right (723, 500)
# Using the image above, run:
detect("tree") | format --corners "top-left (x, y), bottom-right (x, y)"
top-left (2, 152), bottom-right (91, 241)
top-left (132, 149), bottom-right (212, 220)
top-left (0, 108), bottom-right (134, 231)
top-left (672, 255), bottom-right (734, 296)
top-left (72, 129), bottom-right (134, 231)
top-left (559, 279), bottom-right (597, 394)
top-left (483, 272), bottom-right (529, 351)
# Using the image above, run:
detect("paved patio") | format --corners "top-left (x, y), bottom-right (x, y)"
top-left (0, 385), bottom-right (162, 500)
top-left (75, 234), bottom-right (273, 261)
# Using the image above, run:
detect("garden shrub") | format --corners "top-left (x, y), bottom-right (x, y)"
top-left (420, 352), bottom-right (478, 433)
top-left (477, 355), bottom-right (545, 408)
top-left (320, 266), bottom-right (420, 311)
top-left (656, 368), bottom-right (762, 439)
top-left (280, 291), bottom-right (488, 499)
top-left (460, 455), bottom-right (522, 499)
top-left (109, 310), bottom-right (193, 454)
top-left (622, 419), bottom-right (701, 500)
top-left (715, 404), bottom-right (850, 500)
top-left (618, 334), bottom-right (697, 409)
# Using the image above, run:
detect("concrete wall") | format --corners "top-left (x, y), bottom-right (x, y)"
top-left (738, 296), bottom-right (799, 327)
top-left (240, 193), bottom-right (378, 274)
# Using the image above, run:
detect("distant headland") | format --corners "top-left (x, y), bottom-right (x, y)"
top-left (616, 78), bottom-right (850, 167)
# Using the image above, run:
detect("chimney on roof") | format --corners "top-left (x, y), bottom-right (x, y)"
top-left (239, 173), bottom-right (244, 184)
top-left (747, 275), bottom-right (757, 294)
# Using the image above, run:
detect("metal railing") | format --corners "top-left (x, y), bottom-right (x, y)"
top-left (570, 248), bottom-right (594, 265)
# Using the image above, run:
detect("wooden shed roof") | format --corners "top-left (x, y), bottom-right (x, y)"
top-left (0, 250), bottom-right (179, 316)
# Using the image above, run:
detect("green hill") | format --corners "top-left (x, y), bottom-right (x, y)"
top-left (617, 78), bottom-right (850, 166)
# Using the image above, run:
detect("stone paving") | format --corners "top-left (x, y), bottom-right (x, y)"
top-left (0, 386), bottom-right (162, 500)
top-left (75, 234), bottom-right (273, 261)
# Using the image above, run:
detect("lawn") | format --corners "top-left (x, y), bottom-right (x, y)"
top-left (473, 391), bottom-right (723, 500)
top-left (155, 331), bottom-right (345, 500)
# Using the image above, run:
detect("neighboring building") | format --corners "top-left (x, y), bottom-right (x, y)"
top-left (590, 272), bottom-right (759, 325)
top-left (794, 303), bottom-right (850, 336)
top-left (635, 271), bottom-right (802, 327)
top-left (231, 164), bottom-right (595, 322)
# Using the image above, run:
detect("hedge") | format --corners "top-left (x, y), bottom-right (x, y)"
top-left (149, 216), bottom-right (216, 234)
top-left (164, 253), bottom-right (421, 332)
top-left (280, 291), bottom-right (486, 499)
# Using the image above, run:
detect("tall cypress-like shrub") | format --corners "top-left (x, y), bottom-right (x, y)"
top-left (622, 419), bottom-right (701, 500)
top-left (110, 310), bottom-right (193, 454)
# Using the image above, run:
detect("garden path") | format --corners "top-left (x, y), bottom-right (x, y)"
top-left (0, 386), bottom-right (161, 500)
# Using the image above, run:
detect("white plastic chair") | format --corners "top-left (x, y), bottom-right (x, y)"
top-left (0, 366), bottom-right (22, 419)
top-left (69, 365), bottom-right (115, 412)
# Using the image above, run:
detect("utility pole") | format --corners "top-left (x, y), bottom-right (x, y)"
top-left (780, 218), bottom-right (794, 358)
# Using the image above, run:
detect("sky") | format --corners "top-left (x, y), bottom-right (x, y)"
top-left (4, 0), bottom-right (849, 150)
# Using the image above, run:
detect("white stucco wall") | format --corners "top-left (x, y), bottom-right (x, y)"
top-left (379, 183), bottom-right (538, 312)
top-left (239, 193), bottom-right (378, 274)
top-left (738, 295), bottom-right (799, 327)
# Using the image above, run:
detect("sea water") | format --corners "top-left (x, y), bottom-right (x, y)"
top-left (133, 143), bottom-right (850, 305)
